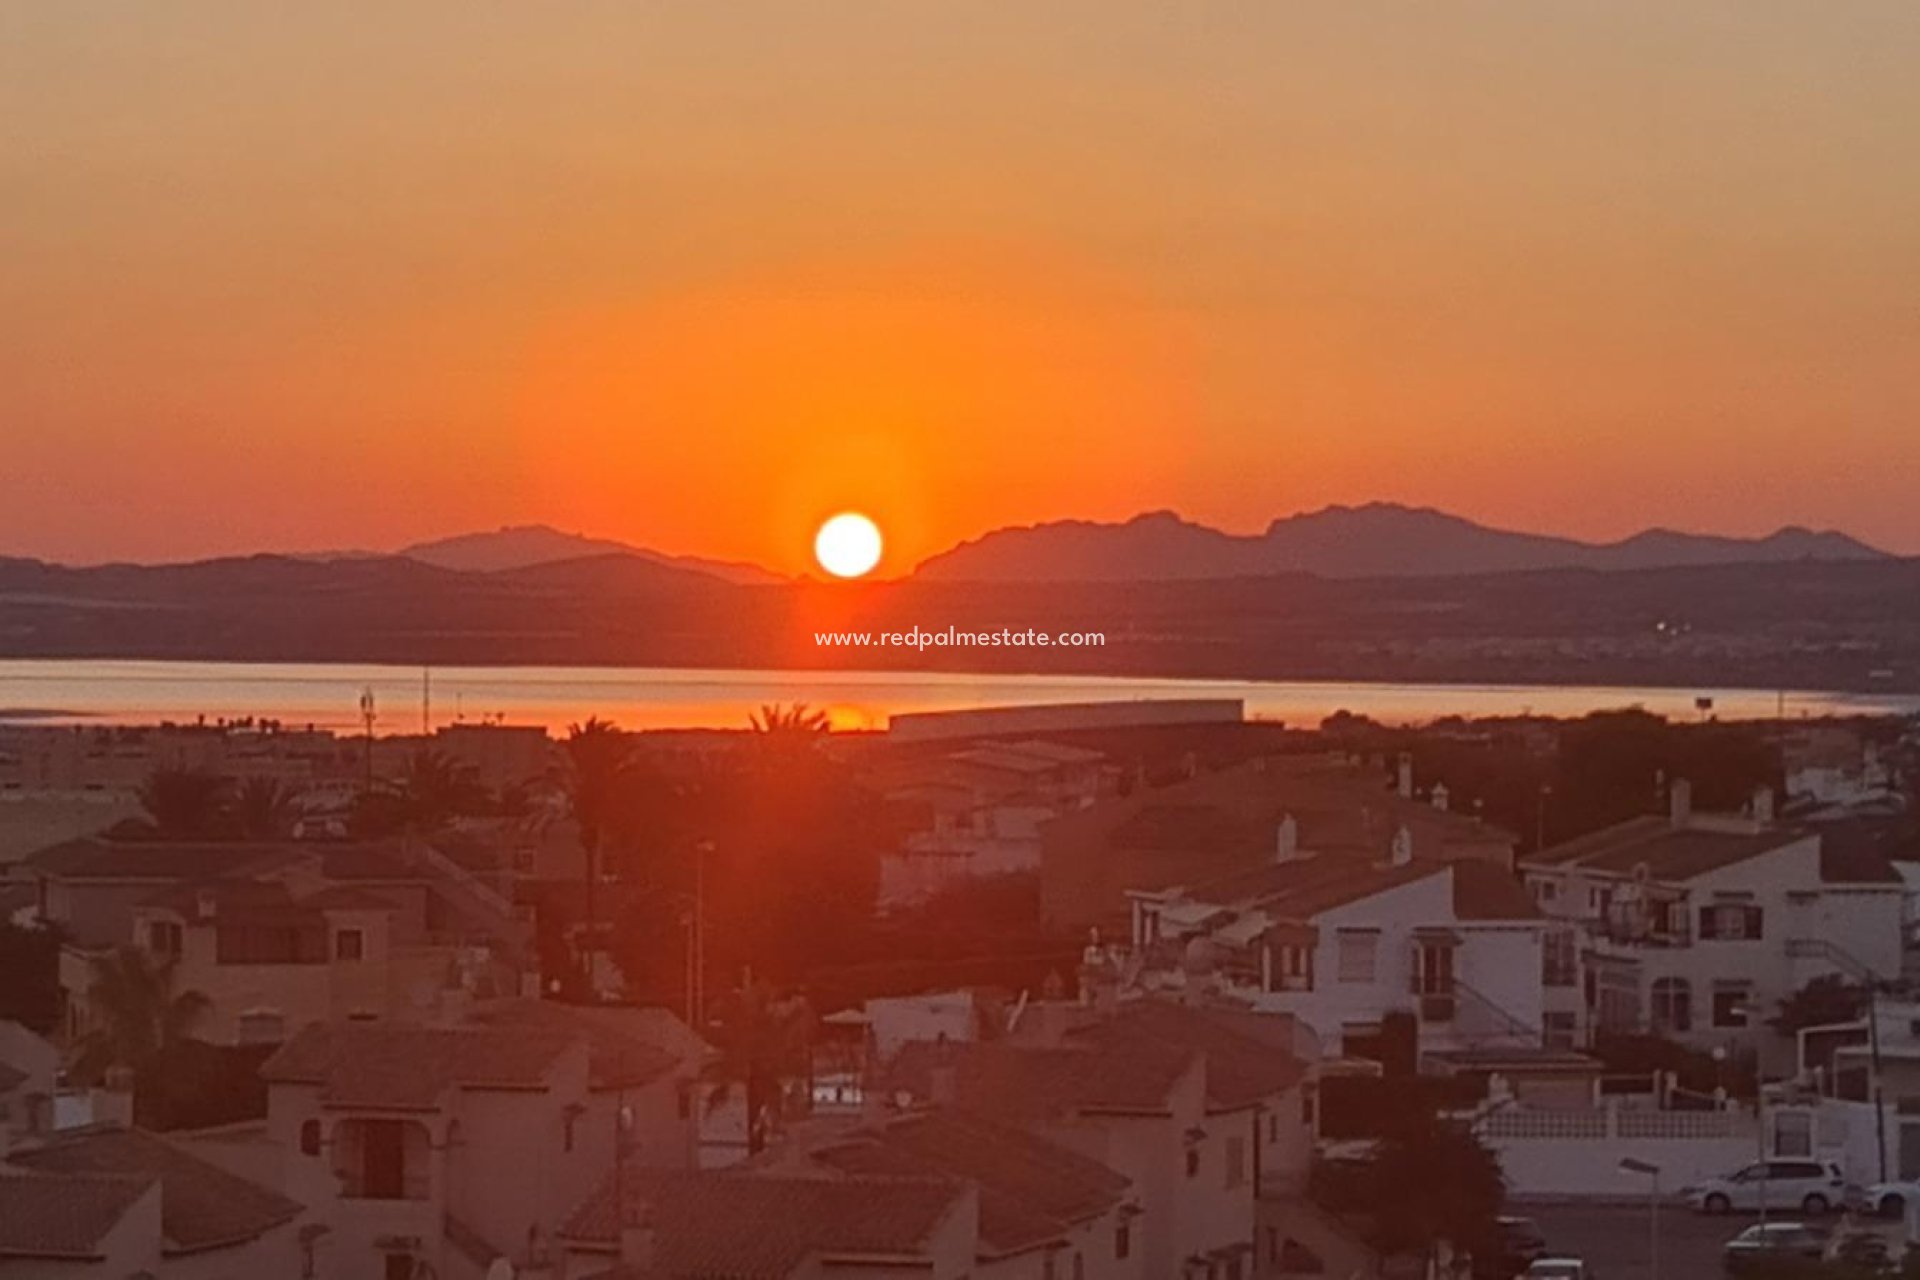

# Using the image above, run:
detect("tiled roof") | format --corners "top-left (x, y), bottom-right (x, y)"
top-left (1521, 815), bottom-right (1811, 881)
top-left (6, 1127), bottom-right (300, 1254)
top-left (1184, 854), bottom-right (1438, 918)
top-left (806, 1110), bottom-right (1129, 1257)
top-left (1449, 861), bottom-right (1542, 921)
top-left (261, 1022), bottom-right (576, 1109)
top-left (1065, 1001), bottom-right (1308, 1111)
top-left (563, 1171), bottom-right (967, 1278)
top-left (27, 837), bottom-right (299, 882)
top-left (0, 1171), bottom-right (152, 1260)
top-left (465, 1000), bottom-right (693, 1089)
top-left (886, 1038), bottom-right (1194, 1122)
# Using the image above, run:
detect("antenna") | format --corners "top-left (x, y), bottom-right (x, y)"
top-left (358, 687), bottom-right (376, 789)
top-left (422, 666), bottom-right (432, 735)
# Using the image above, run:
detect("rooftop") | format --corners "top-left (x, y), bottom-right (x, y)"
top-left (261, 1021), bottom-right (577, 1109)
top-left (1521, 815), bottom-right (1816, 882)
top-left (1062, 1000), bottom-right (1309, 1111)
top-left (799, 1109), bottom-right (1129, 1257)
top-left (563, 1170), bottom-right (969, 1279)
top-left (464, 999), bottom-right (699, 1090)
top-left (886, 1037), bottom-right (1195, 1122)
top-left (0, 1171), bottom-right (152, 1261)
top-left (6, 1127), bottom-right (300, 1255)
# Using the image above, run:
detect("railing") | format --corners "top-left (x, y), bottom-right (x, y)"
top-left (1787, 937), bottom-right (1890, 986)
top-left (1481, 1103), bottom-right (1754, 1142)
top-left (1451, 978), bottom-right (1542, 1047)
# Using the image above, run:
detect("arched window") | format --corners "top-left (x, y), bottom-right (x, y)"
top-left (299, 1119), bottom-right (322, 1157)
top-left (1651, 977), bottom-right (1692, 1033)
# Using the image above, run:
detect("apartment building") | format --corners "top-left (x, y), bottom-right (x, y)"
top-left (25, 835), bottom-right (531, 1046)
top-left (260, 1006), bottom-right (701, 1280)
top-left (1522, 783), bottom-right (1905, 1066)
top-left (1123, 836), bottom-right (1557, 1063)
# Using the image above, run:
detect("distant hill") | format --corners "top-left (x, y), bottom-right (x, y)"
top-left (401, 525), bottom-right (787, 585)
top-left (913, 503), bottom-right (1891, 582)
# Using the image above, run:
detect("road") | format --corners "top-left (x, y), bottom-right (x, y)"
top-left (1519, 1205), bottom-right (1904, 1280)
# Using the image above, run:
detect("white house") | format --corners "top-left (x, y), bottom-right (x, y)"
top-left (1522, 783), bottom-right (1906, 1068)
top-left (1123, 823), bottom-right (1557, 1063)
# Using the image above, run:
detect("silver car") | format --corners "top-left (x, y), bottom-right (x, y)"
top-left (1683, 1159), bottom-right (1848, 1215)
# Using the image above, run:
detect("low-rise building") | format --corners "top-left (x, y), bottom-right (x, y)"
top-left (1522, 783), bottom-right (1905, 1067)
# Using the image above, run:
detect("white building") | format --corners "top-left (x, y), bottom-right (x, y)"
top-left (1521, 783), bottom-right (1906, 1068)
top-left (1124, 825), bottom-right (1559, 1063)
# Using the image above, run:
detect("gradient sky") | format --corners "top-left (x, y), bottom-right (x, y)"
top-left (4, 4), bottom-right (1918, 573)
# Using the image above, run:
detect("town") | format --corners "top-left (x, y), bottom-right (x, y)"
top-left (2, 697), bottom-right (1916, 1280)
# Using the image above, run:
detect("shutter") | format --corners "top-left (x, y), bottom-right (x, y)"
top-left (1745, 906), bottom-right (1765, 939)
top-left (1698, 906), bottom-right (1719, 939)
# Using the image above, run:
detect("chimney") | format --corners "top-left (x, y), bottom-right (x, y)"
top-left (195, 891), bottom-right (217, 922)
top-left (1669, 779), bottom-right (1693, 829)
top-left (1275, 814), bottom-right (1299, 863)
top-left (1430, 783), bottom-right (1450, 813)
top-left (1389, 825), bottom-right (1414, 867)
top-left (1751, 785), bottom-right (1775, 825)
top-left (1396, 752), bottom-right (1413, 800)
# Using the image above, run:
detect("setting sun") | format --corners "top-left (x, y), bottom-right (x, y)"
top-left (813, 512), bottom-right (884, 579)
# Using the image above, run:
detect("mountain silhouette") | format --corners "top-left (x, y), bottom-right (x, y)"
top-left (400, 524), bottom-right (787, 585)
top-left (912, 503), bottom-right (1889, 582)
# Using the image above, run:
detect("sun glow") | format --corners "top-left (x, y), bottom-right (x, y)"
top-left (813, 512), bottom-right (884, 579)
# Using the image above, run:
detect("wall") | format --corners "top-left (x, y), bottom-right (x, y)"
top-left (1481, 1105), bottom-right (1761, 1198)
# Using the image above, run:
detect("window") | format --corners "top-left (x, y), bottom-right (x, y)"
top-left (1042, 1252), bottom-right (1056, 1280)
top-left (1412, 940), bottom-right (1456, 996)
top-left (1542, 929), bottom-right (1578, 987)
top-left (1072, 1253), bottom-right (1084, 1280)
top-left (334, 928), bottom-right (365, 962)
top-left (1532, 879), bottom-right (1558, 903)
top-left (299, 1119), bottom-right (322, 1157)
top-left (1699, 903), bottom-right (1763, 941)
top-left (1225, 1135), bottom-right (1246, 1189)
top-left (1268, 943), bottom-right (1313, 992)
top-left (1115, 1221), bottom-right (1131, 1260)
top-left (1542, 1011), bottom-right (1578, 1049)
top-left (1335, 929), bottom-right (1379, 983)
top-left (1651, 977), bottom-right (1693, 1033)
top-left (337, 1118), bottom-right (430, 1201)
top-left (1714, 983), bottom-right (1753, 1028)
top-left (146, 920), bottom-right (183, 958)
top-left (1185, 1147), bottom-right (1200, 1178)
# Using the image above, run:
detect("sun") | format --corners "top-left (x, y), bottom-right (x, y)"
top-left (814, 512), bottom-right (884, 579)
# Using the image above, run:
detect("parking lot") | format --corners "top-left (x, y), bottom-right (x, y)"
top-left (1519, 1204), bottom-right (1906, 1279)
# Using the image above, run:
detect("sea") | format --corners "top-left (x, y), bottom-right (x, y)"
top-left (1, 659), bottom-right (1915, 734)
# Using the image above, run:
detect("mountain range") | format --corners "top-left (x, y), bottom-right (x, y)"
top-left (912, 504), bottom-right (1890, 582)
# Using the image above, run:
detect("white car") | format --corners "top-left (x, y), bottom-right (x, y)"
top-left (1682, 1159), bottom-right (1849, 1215)
top-left (1861, 1179), bottom-right (1920, 1218)
top-left (1521, 1259), bottom-right (1593, 1279)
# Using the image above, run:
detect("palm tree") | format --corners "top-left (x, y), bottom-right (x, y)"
top-left (706, 977), bottom-right (813, 1155)
top-left (70, 946), bottom-right (211, 1085)
top-left (749, 702), bottom-right (831, 744)
top-left (352, 749), bottom-right (486, 838)
top-left (137, 768), bottom-right (231, 839)
top-left (565, 717), bottom-right (633, 995)
top-left (233, 776), bottom-right (297, 840)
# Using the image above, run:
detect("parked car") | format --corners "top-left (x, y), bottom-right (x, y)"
top-left (1721, 1222), bottom-right (1828, 1274)
top-left (1472, 1216), bottom-right (1548, 1278)
top-left (1521, 1258), bottom-right (1594, 1279)
top-left (1684, 1159), bottom-right (1850, 1215)
top-left (1862, 1179), bottom-right (1920, 1218)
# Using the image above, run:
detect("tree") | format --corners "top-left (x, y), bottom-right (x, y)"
top-left (0, 921), bottom-right (64, 1033)
top-left (749, 702), bottom-right (832, 743)
top-left (137, 768), bottom-right (232, 840)
top-left (352, 748), bottom-right (487, 838)
top-left (705, 978), bottom-right (813, 1156)
top-left (565, 717), bottom-right (633, 993)
top-left (69, 946), bottom-right (211, 1085)
top-left (1770, 975), bottom-right (1870, 1037)
top-left (233, 776), bottom-right (297, 840)
top-left (1311, 1092), bottom-right (1505, 1272)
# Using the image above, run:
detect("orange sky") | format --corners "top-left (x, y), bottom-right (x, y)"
top-left (4, 5), bottom-right (1919, 573)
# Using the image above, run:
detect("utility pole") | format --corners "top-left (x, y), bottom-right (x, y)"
top-left (421, 666), bottom-right (431, 735)
top-left (358, 687), bottom-right (376, 790)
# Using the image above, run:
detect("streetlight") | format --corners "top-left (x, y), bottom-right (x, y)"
top-left (1620, 1158), bottom-right (1662, 1280)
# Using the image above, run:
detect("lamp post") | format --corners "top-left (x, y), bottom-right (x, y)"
top-left (1620, 1158), bottom-right (1662, 1280)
